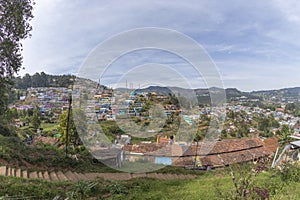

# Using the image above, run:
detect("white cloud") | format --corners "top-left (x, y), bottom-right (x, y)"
top-left (20, 0), bottom-right (300, 91)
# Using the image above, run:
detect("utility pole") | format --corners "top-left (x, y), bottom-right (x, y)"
top-left (65, 77), bottom-right (73, 157)
top-left (65, 89), bottom-right (72, 157)
top-left (194, 135), bottom-right (200, 168)
top-left (97, 77), bottom-right (100, 89)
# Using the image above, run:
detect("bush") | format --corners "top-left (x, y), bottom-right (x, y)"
top-left (216, 158), bottom-right (271, 200)
top-left (0, 124), bottom-right (16, 137)
top-left (67, 181), bottom-right (96, 200)
top-left (105, 181), bottom-right (128, 195)
top-left (277, 162), bottom-right (300, 183)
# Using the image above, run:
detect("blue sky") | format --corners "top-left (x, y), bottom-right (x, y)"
top-left (21, 0), bottom-right (300, 91)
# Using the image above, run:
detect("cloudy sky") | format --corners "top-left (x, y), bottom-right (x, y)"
top-left (21, 0), bottom-right (300, 91)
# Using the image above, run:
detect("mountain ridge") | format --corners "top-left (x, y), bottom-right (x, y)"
top-left (14, 72), bottom-right (300, 101)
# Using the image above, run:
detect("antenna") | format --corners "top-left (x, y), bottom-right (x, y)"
top-left (97, 77), bottom-right (101, 89)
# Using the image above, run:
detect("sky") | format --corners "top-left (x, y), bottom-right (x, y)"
top-left (21, 0), bottom-right (300, 92)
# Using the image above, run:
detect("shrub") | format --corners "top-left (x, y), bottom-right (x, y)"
top-left (216, 157), bottom-right (271, 200)
top-left (105, 181), bottom-right (128, 195)
top-left (277, 162), bottom-right (300, 183)
top-left (67, 181), bottom-right (96, 200)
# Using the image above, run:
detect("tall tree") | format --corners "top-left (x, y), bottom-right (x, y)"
top-left (58, 109), bottom-right (86, 146)
top-left (30, 108), bottom-right (41, 131)
top-left (278, 124), bottom-right (292, 146)
top-left (0, 0), bottom-right (34, 135)
top-left (0, 0), bottom-right (34, 78)
top-left (22, 73), bottom-right (32, 88)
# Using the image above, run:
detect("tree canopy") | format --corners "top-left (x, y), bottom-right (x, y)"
top-left (58, 109), bottom-right (87, 146)
top-left (0, 0), bottom-right (34, 135)
top-left (13, 72), bottom-right (76, 89)
top-left (0, 0), bottom-right (34, 77)
top-left (30, 108), bottom-right (41, 131)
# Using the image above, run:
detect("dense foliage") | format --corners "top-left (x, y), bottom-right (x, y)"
top-left (13, 72), bottom-right (76, 89)
top-left (0, 0), bottom-right (34, 78)
top-left (58, 109), bottom-right (87, 146)
top-left (0, 0), bottom-right (34, 135)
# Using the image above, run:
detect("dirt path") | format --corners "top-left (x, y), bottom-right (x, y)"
top-left (0, 166), bottom-right (197, 182)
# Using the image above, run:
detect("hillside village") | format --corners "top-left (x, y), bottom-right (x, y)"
top-left (10, 87), bottom-right (71, 124)
top-left (6, 75), bottom-right (300, 170)
top-left (4, 1), bottom-right (300, 199)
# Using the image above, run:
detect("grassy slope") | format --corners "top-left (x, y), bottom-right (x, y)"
top-left (40, 123), bottom-right (58, 131)
top-left (0, 135), bottom-right (117, 173)
top-left (0, 134), bottom-right (207, 175)
top-left (0, 176), bottom-right (73, 199)
top-left (105, 172), bottom-right (300, 200)
top-left (1, 135), bottom-right (299, 199)
top-left (1, 171), bottom-right (299, 199)
top-left (0, 135), bottom-right (204, 175)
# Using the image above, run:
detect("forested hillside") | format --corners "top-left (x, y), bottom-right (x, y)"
top-left (13, 72), bottom-right (76, 89)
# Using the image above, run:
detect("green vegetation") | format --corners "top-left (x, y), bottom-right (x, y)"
top-left (0, 176), bottom-right (73, 199)
top-left (278, 124), bottom-right (293, 146)
top-left (257, 115), bottom-right (280, 133)
top-left (0, 0), bottom-right (34, 137)
top-left (40, 123), bottom-right (58, 133)
top-left (1, 0), bottom-right (299, 198)
top-left (285, 103), bottom-right (300, 117)
top-left (30, 109), bottom-right (41, 131)
top-left (0, 0), bottom-right (34, 78)
top-left (13, 72), bottom-right (76, 89)
top-left (0, 135), bottom-right (117, 173)
top-left (1, 164), bottom-right (300, 199)
top-left (58, 109), bottom-right (87, 146)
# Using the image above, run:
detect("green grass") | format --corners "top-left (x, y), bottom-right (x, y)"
top-left (2, 134), bottom-right (300, 199)
top-left (18, 125), bottom-right (29, 130)
top-left (0, 135), bottom-right (117, 173)
top-left (40, 123), bottom-right (58, 132)
top-left (103, 171), bottom-right (300, 200)
top-left (1, 166), bottom-right (300, 199)
top-left (0, 175), bottom-right (73, 199)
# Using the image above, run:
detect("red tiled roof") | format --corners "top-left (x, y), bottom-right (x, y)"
top-left (262, 137), bottom-right (278, 153)
top-left (124, 138), bottom-right (273, 167)
top-left (182, 138), bottom-right (265, 156)
top-left (124, 143), bottom-right (166, 153)
top-left (200, 146), bottom-right (271, 167)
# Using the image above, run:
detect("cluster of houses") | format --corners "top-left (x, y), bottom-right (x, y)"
top-left (224, 104), bottom-right (300, 135)
top-left (10, 85), bottom-right (300, 170)
top-left (128, 137), bottom-right (276, 167)
top-left (84, 89), bottom-right (182, 123)
top-left (94, 137), bottom-right (278, 170)
top-left (10, 87), bottom-right (73, 123)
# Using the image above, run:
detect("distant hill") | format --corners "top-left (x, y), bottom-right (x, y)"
top-left (116, 86), bottom-right (261, 103)
top-left (251, 87), bottom-right (300, 101)
top-left (14, 73), bottom-right (300, 102)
